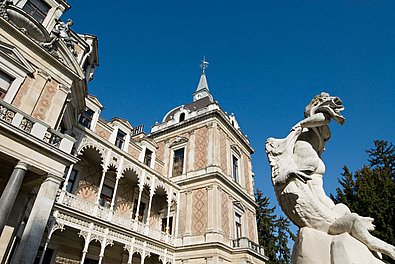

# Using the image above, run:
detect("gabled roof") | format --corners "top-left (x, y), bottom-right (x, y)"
top-left (87, 94), bottom-right (104, 110)
top-left (110, 117), bottom-right (133, 130)
top-left (0, 40), bottom-right (34, 73)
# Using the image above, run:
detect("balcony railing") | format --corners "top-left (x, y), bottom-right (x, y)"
top-left (56, 190), bottom-right (173, 245)
top-left (0, 99), bottom-right (75, 154)
top-left (233, 237), bottom-right (265, 256)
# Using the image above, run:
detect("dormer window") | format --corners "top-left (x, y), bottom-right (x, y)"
top-left (0, 70), bottom-right (14, 99)
top-left (78, 109), bottom-right (94, 128)
top-left (22, 0), bottom-right (50, 23)
top-left (179, 113), bottom-right (185, 122)
top-left (115, 129), bottom-right (126, 149)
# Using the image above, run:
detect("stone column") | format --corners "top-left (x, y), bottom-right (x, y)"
top-left (79, 225), bottom-right (93, 264)
top-left (11, 174), bottom-right (62, 264)
top-left (206, 185), bottom-right (214, 233)
top-left (145, 191), bottom-right (154, 226)
top-left (134, 186), bottom-right (143, 223)
top-left (110, 175), bottom-right (121, 211)
top-left (165, 190), bottom-right (173, 236)
top-left (0, 162), bottom-right (28, 234)
top-left (95, 168), bottom-right (108, 205)
top-left (0, 191), bottom-right (28, 261)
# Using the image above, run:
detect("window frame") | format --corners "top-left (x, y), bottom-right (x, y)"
top-left (0, 70), bottom-right (14, 99)
top-left (78, 108), bottom-right (95, 129)
top-left (22, 0), bottom-right (51, 23)
top-left (171, 147), bottom-right (185, 177)
top-left (232, 154), bottom-right (240, 183)
top-left (65, 168), bottom-right (78, 193)
top-left (143, 148), bottom-right (153, 167)
top-left (234, 212), bottom-right (242, 239)
top-left (114, 129), bottom-right (127, 149)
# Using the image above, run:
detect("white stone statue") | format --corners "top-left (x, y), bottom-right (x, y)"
top-left (266, 92), bottom-right (395, 263)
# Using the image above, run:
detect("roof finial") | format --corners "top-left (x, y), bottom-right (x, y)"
top-left (200, 56), bottom-right (209, 74)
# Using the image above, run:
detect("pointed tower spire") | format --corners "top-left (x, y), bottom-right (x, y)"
top-left (193, 57), bottom-right (214, 102)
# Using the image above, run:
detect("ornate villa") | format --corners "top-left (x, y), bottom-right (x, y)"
top-left (0, 0), bottom-right (267, 263)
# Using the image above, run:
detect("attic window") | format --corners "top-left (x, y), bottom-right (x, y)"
top-left (143, 148), bottom-right (153, 167)
top-left (115, 129), bottom-right (126, 149)
top-left (22, 0), bottom-right (50, 23)
top-left (78, 109), bottom-right (94, 128)
top-left (179, 113), bottom-right (185, 122)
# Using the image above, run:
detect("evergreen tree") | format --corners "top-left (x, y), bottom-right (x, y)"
top-left (332, 140), bottom-right (395, 263)
top-left (255, 189), bottom-right (294, 264)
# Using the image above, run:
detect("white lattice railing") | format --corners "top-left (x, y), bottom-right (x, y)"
top-left (232, 237), bottom-right (264, 256)
top-left (57, 191), bottom-right (173, 244)
top-left (0, 99), bottom-right (75, 154)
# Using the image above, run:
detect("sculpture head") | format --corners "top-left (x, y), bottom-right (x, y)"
top-left (304, 92), bottom-right (345, 125)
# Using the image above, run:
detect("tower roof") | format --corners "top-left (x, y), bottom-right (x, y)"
top-left (193, 57), bottom-right (213, 102)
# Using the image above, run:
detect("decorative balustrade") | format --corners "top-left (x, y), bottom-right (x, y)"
top-left (232, 237), bottom-right (264, 256)
top-left (57, 191), bottom-right (173, 245)
top-left (0, 99), bottom-right (75, 154)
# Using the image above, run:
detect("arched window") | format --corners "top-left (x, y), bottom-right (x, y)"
top-left (179, 113), bottom-right (185, 122)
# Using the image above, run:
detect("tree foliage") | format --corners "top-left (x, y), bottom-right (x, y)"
top-left (331, 140), bottom-right (395, 262)
top-left (255, 189), bottom-right (294, 264)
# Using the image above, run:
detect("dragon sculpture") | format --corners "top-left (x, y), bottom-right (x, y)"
top-left (266, 92), bottom-right (395, 261)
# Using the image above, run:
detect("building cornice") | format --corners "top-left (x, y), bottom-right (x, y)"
top-left (149, 109), bottom-right (254, 154)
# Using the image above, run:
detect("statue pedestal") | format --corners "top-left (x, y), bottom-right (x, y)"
top-left (291, 227), bottom-right (384, 264)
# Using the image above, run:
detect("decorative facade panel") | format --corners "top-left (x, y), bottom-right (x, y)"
top-left (220, 128), bottom-right (228, 175)
top-left (96, 124), bottom-right (111, 141)
top-left (12, 75), bottom-right (33, 108)
top-left (128, 145), bottom-right (140, 159)
top-left (244, 154), bottom-right (253, 195)
top-left (194, 126), bottom-right (208, 170)
top-left (192, 188), bottom-right (208, 236)
top-left (221, 190), bottom-right (230, 238)
top-left (177, 192), bottom-right (186, 236)
top-left (32, 79), bottom-right (58, 121)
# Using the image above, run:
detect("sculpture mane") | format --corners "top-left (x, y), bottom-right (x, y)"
top-left (266, 92), bottom-right (395, 263)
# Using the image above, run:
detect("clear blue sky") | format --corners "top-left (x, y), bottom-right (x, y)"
top-left (67, 1), bottom-right (395, 219)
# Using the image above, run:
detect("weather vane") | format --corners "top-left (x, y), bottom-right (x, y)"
top-left (200, 56), bottom-right (209, 74)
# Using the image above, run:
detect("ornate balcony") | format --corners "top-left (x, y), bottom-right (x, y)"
top-left (0, 99), bottom-right (75, 154)
top-left (56, 190), bottom-right (173, 245)
top-left (233, 237), bottom-right (265, 256)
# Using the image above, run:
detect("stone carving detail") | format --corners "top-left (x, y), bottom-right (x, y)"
top-left (221, 191), bottom-right (230, 238)
top-left (55, 256), bottom-right (80, 264)
top-left (192, 188), bottom-right (207, 236)
top-left (41, 19), bottom-right (75, 57)
top-left (77, 136), bottom-right (107, 167)
top-left (266, 92), bottom-right (395, 262)
top-left (19, 117), bottom-right (34, 133)
top-left (194, 126), bottom-right (208, 170)
top-left (0, 105), bottom-right (15, 123)
top-left (0, 0), bottom-right (11, 20)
